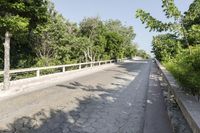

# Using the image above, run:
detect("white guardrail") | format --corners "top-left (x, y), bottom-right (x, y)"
top-left (0, 59), bottom-right (123, 82)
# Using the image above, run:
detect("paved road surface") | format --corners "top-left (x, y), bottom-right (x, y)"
top-left (0, 60), bottom-right (171, 133)
top-left (143, 62), bottom-right (173, 133)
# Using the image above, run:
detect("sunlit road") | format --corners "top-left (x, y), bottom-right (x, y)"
top-left (0, 60), bottom-right (172, 133)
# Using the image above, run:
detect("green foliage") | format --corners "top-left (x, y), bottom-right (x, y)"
top-left (152, 34), bottom-right (182, 61)
top-left (135, 0), bottom-right (190, 40)
top-left (164, 46), bottom-right (200, 97)
top-left (77, 18), bottom-right (138, 61)
top-left (124, 44), bottom-right (137, 58)
top-left (0, 0), bottom-right (149, 72)
top-left (79, 17), bottom-right (104, 39)
top-left (136, 0), bottom-right (200, 96)
top-left (0, 0), bottom-right (49, 69)
top-left (105, 31), bottom-right (124, 59)
top-left (35, 57), bottom-right (60, 67)
top-left (183, 0), bottom-right (200, 27)
top-left (78, 17), bottom-right (106, 61)
top-left (137, 50), bottom-right (150, 59)
top-left (183, 0), bottom-right (200, 45)
top-left (135, 9), bottom-right (172, 32)
top-left (33, 13), bottom-right (76, 65)
top-left (187, 25), bottom-right (200, 45)
top-left (0, 15), bottom-right (29, 32)
top-left (162, 0), bottom-right (181, 20)
top-left (0, 0), bottom-right (48, 34)
top-left (104, 20), bottom-right (136, 59)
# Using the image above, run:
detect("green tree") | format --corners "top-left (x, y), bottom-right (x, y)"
top-left (135, 0), bottom-right (191, 52)
top-left (105, 31), bottom-right (124, 59)
top-left (136, 0), bottom-right (200, 97)
top-left (0, 0), bottom-right (49, 90)
top-left (137, 50), bottom-right (150, 59)
top-left (33, 13), bottom-right (78, 65)
top-left (152, 34), bottom-right (181, 61)
top-left (105, 20), bottom-right (136, 59)
top-left (124, 44), bottom-right (137, 58)
top-left (79, 17), bottom-right (105, 61)
top-left (183, 0), bottom-right (200, 45)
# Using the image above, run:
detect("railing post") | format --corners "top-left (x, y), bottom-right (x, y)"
top-left (90, 62), bottom-right (92, 67)
top-left (62, 66), bottom-right (65, 72)
top-left (79, 64), bottom-right (81, 69)
top-left (36, 69), bottom-right (40, 77)
top-left (3, 31), bottom-right (12, 90)
top-left (99, 62), bottom-right (101, 66)
top-left (110, 60), bottom-right (112, 64)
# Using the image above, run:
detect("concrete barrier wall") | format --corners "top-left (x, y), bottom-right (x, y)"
top-left (155, 59), bottom-right (200, 133)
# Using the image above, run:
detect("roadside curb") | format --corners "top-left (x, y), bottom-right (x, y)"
top-left (155, 59), bottom-right (200, 133)
top-left (158, 72), bottom-right (192, 133)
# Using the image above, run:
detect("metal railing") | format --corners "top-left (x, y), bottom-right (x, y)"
top-left (0, 60), bottom-right (116, 82)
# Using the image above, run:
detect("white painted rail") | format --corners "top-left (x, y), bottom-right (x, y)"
top-left (0, 60), bottom-right (117, 81)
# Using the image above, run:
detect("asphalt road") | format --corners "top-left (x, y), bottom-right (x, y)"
top-left (0, 60), bottom-right (168, 133)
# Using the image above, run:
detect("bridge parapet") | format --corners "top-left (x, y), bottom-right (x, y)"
top-left (0, 60), bottom-right (123, 99)
top-left (0, 60), bottom-right (115, 79)
top-left (155, 59), bottom-right (200, 133)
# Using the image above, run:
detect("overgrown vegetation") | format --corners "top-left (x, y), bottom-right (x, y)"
top-left (0, 0), bottom-right (149, 71)
top-left (136, 0), bottom-right (200, 97)
top-left (164, 46), bottom-right (200, 97)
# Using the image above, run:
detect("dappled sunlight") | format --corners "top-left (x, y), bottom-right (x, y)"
top-left (0, 82), bottom-right (133, 132)
top-left (105, 96), bottom-right (116, 103)
top-left (1, 0), bottom-right (198, 132)
top-left (0, 61), bottom-right (152, 132)
top-left (147, 100), bottom-right (153, 104)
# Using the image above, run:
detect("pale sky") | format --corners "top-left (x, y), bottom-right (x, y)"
top-left (51, 0), bottom-right (194, 55)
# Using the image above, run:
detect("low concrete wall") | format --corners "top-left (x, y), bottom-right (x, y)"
top-left (155, 59), bottom-right (200, 133)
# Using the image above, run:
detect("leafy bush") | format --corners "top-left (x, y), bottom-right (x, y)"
top-left (35, 57), bottom-right (61, 67)
top-left (152, 34), bottom-right (182, 62)
top-left (164, 46), bottom-right (200, 98)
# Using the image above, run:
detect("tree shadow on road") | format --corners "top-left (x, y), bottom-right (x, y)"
top-left (0, 84), bottom-right (117, 133)
top-left (57, 81), bottom-right (115, 93)
top-left (0, 61), bottom-right (149, 133)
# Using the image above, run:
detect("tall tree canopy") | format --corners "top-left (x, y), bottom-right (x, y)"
top-left (136, 0), bottom-right (200, 57)
top-left (152, 34), bottom-right (181, 61)
top-left (0, 0), bottom-right (49, 34)
top-left (0, 0), bottom-right (148, 70)
top-left (136, 0), bottom-right (200, 96)
top-left (183, 0), bottom-right (200, 45)
top-left (0, 0), bottom-right (49, 68)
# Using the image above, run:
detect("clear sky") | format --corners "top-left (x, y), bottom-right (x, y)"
top-left (51, 0), bottom-right (193, 55)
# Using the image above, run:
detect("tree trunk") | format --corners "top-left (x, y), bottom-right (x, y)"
top-left (87, 47), bottom-right (93, 62)
top-left (83, 51), bottom-right (88, 62)
top-left (3, 31), bottom-right (12, 90)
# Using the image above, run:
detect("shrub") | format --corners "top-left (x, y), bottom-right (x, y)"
top-left (164, 46), bottom-right (200, 98)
